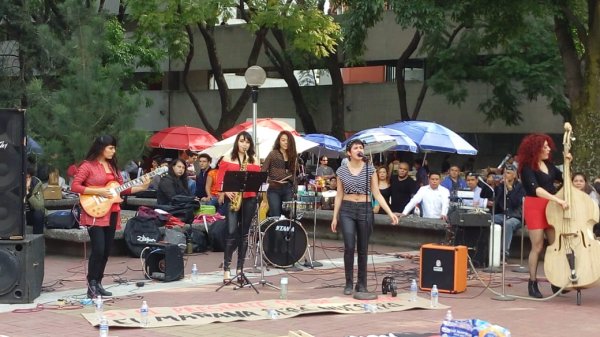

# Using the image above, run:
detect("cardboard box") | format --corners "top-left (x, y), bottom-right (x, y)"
top-left (43, 185), bottom-right (62, 200)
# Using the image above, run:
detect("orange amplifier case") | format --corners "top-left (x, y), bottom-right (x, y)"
top-left (419, 244), bottom-right (467, 294)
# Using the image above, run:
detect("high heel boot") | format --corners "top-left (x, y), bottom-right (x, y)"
top-left (87, 280), bottom-right (99, 299)
top-left (96, 282), bottom-right (112, 297)
top-left (528, 280), bottom-right (543, 298)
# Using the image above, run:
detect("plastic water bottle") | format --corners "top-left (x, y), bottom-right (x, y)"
top-left (95, 295), bottom-right (103, 320)
top-left (98, 316), bottom-right (109, 337)
top-left (430, 284), bottom-right (439, 308)
top-left (279, 277), bottom-right (288, 300)
top-left (191, 263), bottom-right (199, 283)
top-left (140, 300), bottom-right (149, 327)
top-left (409, 279), bottom-right (418, 302)
top-left (440, 309), bottom-right (453, 337)
top-left (445, 309), bottom-right (453, 320)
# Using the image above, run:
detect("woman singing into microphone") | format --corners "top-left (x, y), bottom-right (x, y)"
top-left (262, 130), bottom-right (298, 217)
top-left (216, 131), bottom-right (261, 283)
top-left (331, 139), bottom-right (398, 298)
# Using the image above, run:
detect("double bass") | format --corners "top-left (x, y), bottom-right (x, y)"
top-left (544, 123), bottom-right (600, 300)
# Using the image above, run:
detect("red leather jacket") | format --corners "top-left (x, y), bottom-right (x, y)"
top-left (71, 160), bottom-right (131, 227)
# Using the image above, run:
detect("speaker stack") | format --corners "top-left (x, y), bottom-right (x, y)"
top-left (419, 244), bottom-right (467, 294)
top-left (0, 108), bottom-right (45, 304)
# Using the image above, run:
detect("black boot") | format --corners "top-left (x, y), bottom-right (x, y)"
top-left (528, 280), bottom-right (543, 298)
top-left (87, 280), bottom-right (99, 299)
top-left (96, 283), bottom-right (112, 297)
top-left (343, 281), bottom-right (353, 295)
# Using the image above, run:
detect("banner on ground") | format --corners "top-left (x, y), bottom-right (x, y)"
top-left (82, 294), bottom-right (446, 328)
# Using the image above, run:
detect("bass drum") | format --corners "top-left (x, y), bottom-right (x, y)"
top-left (260, 217), bottom-right (308, 268)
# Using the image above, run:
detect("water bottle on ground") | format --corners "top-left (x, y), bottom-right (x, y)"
top-left (279, 277), bottom-right (288, 300)
top-left (98, 316), bottom-right (109, 337)
top-left (140, 300), bottom-right (149, 327)
top-left (95, 295), bottom-right (103, 320)
top-left (409, 279), bottom-right (418, 302)
top-left (430, 284), bottom-right (439, 308)
top-left (441, 309), bottom-right (453, 337)
top-left (191, 263), bottom-right (199, 283)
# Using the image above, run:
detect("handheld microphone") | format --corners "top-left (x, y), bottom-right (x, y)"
top-left (357, 152), bottom-right (369, 163)
top-left (497, 153), bottom-right (511, 169)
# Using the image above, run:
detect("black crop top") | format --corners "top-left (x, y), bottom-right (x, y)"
top-left (521, 161), bottom-right (563, 196)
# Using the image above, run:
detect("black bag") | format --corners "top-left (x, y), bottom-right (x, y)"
top-left (190, 228), bottom-right (209, 253)
top-left (208, 219), bottom-right (228, 252)
top-left (157, 194), bottom-right (200, 224)
top-left (46, 210), bottom-right (78, 229)
top-left (123, 216), bottom-right (163, 257)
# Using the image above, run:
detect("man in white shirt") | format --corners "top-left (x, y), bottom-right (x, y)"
top-left (400, 172), bottom-right (450, 220)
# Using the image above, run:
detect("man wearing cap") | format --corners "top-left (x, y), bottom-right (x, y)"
top-left (493, 164), bottom-right (525, 257)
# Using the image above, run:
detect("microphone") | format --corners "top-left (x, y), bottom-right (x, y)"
top-left (497, 153), bottom-right (511, 169)
top-left (357, 152), bottom-right (369, 163)
top-left (477, 175), bottom-right (494, 193)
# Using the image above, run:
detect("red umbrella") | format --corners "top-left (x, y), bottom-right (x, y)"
top-left (221, 118), bottom-right (300, 139)
top-left (148, 125), bottom-right (217, 151)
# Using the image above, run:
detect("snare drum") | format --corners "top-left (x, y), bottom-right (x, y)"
top-left (259, 217), bottom-right (308, 268)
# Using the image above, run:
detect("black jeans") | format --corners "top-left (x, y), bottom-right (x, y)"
top-left (87, 213), bottom-right (118, 283)
top-left (223, 197), bottom-right (258, 270)
top-left (339, 200), bottom-right (373, 288)
top-left (267, 184), bottom-right (293, 217)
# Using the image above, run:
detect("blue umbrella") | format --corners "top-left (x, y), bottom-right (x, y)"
top-left (26, 136), bottom-right (43, 155)
top-left (343, 127), bottom-right (418, 154)
top-left (303, 134), bottom-right (343, 157)
top-left (384, 121), bottom-right (477, 155)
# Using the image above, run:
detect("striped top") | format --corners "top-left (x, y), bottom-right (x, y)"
top-left (336, 162), bottom-right (375, 194)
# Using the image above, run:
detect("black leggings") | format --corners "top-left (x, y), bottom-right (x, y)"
top-left (339, 200), bottom-right (373, 288)
top-left (223, 198), bottom-right (257, 270)
top-left (87, 213), bottom-right (118, 283)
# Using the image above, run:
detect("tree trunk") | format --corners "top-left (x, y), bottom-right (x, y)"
top-left (396, 31), bottom-right (421, 121)
top-left (325, 51), bottom-right (345, 140)
top-left (569, 1), bottom-right (600, 178)
top-left (266, 29), bottom-right (317, 134)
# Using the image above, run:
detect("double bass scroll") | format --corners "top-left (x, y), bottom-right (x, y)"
top-left (544, 123), bottom-right (600, 289)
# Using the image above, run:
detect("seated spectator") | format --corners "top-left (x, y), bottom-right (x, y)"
top-left (373, 166), bottom-right (391, 214)
top-left (43, 167), bottom-right (69, 191)
top-left (316, 156), bottom-right (335, 180)
top-left (327, 176), bottom-right (338, 190)
top-left (441, 165), bottom-right (467, 197)
top-left (149, 159), bottom-right (169, 190)
top-left (25, 166), bottom-right (46, 234)
top-left (400, 172), bottom-right (450, 220)
top-left (493, 165), bottom-right (525, 257)
top-left (572, 172), bottom-right (600, 206)
top-left (204, 157), bottom-right (225, 215)
top-left (157, 159), bottom-right (193, 205)
top-left (462, 172), bottom-right (488, 208)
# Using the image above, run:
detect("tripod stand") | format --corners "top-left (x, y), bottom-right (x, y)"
top-left (215, 171), bottom-right (267, 294)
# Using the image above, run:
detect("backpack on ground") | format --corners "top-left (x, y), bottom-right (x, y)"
top-left (123, 216), bottom-right (163, 257)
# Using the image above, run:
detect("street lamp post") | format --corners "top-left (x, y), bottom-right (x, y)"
top-left (244, 66), bottom-right (266, 159)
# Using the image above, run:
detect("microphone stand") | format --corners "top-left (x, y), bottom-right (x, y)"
top-left (479, 177), bottom-right (499, 274)
top-left (492, 181), bottom-right (515, 301)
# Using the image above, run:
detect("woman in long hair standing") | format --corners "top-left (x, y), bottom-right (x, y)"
top-left (71, 135), bottom-right (150, 298)
top-left (216, 131), bottom-right (261, 282)
top-left (262, 130), bottom-right (298, 217)
top-left (517, 133), bottom-right (569, 298)
top-left (331, 139), bottom-right (398, 299)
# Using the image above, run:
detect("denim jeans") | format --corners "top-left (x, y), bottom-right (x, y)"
top-left (494, 213), bottom-right (522, 256)
top-left (267, 184), bottom-right (293, 217)
top-left (339, 200), bottom-right (373, 289)
top-left (223, 197), bottom-right (257, 270)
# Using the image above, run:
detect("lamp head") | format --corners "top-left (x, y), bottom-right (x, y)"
top-left (244, 65), bottom-right (266, 87)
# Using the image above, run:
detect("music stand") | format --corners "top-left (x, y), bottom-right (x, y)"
top-left (215, 171), bottom-right (267, 294)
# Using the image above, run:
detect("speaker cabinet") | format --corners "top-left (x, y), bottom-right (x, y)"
top-left (0, 108), bottom-right (26, 239)
top-left (0, 235), bottom-right (45, 304)
top-left (143, 244), bottom-right (184, 282)
top-left (420, 244), bottom-right (467, 294)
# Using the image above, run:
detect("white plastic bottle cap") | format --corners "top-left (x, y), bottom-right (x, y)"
top-left (280, 277), bottom-right (288, 285)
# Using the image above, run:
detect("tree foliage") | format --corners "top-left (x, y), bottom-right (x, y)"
top-left (1, 0), bottom-right (158, 172)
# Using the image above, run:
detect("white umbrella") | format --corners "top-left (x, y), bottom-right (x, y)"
top-left (201, 126), bottom-right (319, 160)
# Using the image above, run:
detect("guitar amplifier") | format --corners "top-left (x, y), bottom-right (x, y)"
top-left (420, 244), bottom-right (467, 294)
top-left (143, 243), bottom-right (184, 282)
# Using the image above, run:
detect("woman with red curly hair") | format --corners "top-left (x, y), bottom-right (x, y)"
top-left (517, 133), bottom-right (569, 298)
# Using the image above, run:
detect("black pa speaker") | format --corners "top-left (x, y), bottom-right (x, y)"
top-left (420, 244), bottom-right (467, 293)
top-left (0, 108), bottom-right (26, 239)
top-left (143, 244), bottom-right (184, 282)
top-left (0, 235), bottom-right (45, 303)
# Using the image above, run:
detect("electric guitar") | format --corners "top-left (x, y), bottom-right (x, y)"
top-left (79, 166), bottom-right (168, 218)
